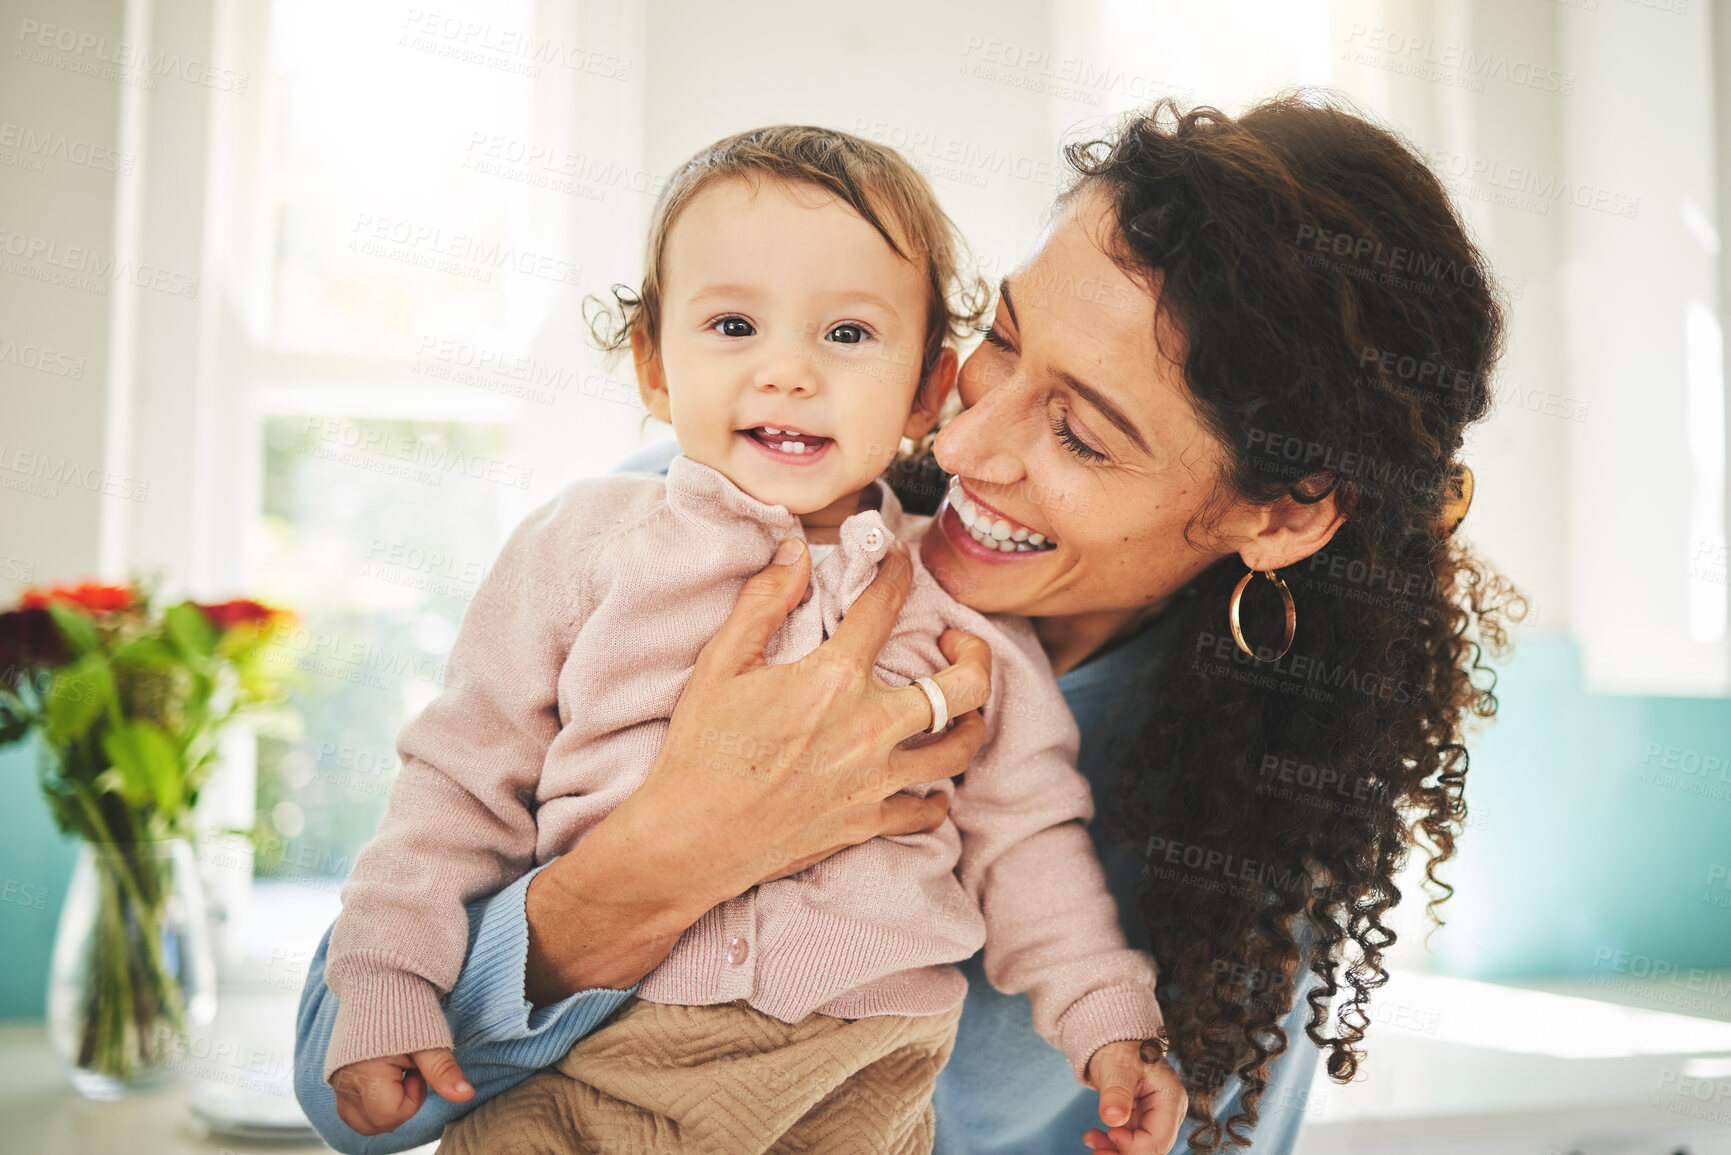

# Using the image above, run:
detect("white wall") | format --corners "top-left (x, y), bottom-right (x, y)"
top-left (0, 0), bottom-right (138, 590)
top-left (4, 0), bottom-right (1727, 698)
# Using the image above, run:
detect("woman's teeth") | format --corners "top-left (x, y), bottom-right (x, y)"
top-left (947, 477), bottom-right (1056, 553)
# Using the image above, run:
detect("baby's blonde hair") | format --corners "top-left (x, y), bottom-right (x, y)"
top-left (586, 124), bottom-right (989, 388)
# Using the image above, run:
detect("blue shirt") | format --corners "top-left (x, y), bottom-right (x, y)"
top-left (294, 444), bottom-right (1322, 1152)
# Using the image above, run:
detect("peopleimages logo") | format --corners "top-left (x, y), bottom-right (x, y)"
top-left (0, 121), bottom-right (133, 174)
top-left (14, 19), bottom-right (250, 92)
top-left (0, 226), bottom-right (200, 299)
top-left (1292, 224), bottom-right (1482, 289)
top-left (1341, 24), bottom-right (1575, 95)
top-left (300, 418), bottom-right (534, 491)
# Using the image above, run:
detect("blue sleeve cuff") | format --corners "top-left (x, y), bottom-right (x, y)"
top-left (445, 861), bottom-right (640, 1051)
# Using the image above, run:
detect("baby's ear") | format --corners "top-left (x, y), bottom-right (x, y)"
top-left (904, 347), bottom-right (958, 441)
top-left (631, 328), bottom-right (672, 423)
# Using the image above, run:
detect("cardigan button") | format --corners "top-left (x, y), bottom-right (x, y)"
top-left (725, 937), bottom-right (749, 966)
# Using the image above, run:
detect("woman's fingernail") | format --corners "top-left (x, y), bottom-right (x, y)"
top-left (455, 1080), bottom-right (473, 1096)
top-left (773, 539), bottom-right (804, 565)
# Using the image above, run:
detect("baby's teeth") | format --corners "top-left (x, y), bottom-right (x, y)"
top-left (780, 441), bottom-right (803, 454)
top-left (1011, 527), bottom-right (1029, 542)
top-left (1028, 533), bottom-right (1044, 546)
top-left (764, 427), bottom-right (782, 436)
top-left (989, 519), bottom-right (1012, 541)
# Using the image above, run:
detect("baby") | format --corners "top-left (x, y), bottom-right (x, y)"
top-left (324, 125), bottom-right (1169, 1153)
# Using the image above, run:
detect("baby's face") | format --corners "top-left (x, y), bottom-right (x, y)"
top-left (648, 178), bottom-right (933, 516)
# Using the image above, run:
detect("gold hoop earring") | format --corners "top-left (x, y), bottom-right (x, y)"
top-left (1229, 569), bottom-right (1295, 662)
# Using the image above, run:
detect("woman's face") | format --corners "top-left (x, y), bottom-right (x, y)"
top-left (921, 186), bottom-right (1234, 619)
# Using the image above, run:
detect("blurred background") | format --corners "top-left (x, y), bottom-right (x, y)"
top-left (3, 0), bottom-right (1730, 1151)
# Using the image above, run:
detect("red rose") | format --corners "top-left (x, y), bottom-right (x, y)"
top-left (196, 599), bottom-right (284, 631)
top-left (19, 581), bottom-right (135, 614)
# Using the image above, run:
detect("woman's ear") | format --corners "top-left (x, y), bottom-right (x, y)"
top-left (1232, 485), bottom-right (1348, 573)
top-left (631, 327), bottom-right (672, 423)
top-left (903, 347), bottom-right (958, 441)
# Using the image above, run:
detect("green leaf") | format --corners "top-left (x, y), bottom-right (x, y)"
top-left (111, 636), bottom-right (181, 671)
top-left (100, 719), bottom-right (183, 815)
top-left (43, 655), bottom-right (116, 747)
top-left (164, 603), bottom-right (218, 662)
top-left (44, 602), bottom-right (100, 657)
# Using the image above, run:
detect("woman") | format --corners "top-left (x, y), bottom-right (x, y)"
top-left (294, 95), bottom-right (1516, 1154)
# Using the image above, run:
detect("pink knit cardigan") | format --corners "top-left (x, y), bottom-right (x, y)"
top-left (324, 453), bottom-right (1162, 1082)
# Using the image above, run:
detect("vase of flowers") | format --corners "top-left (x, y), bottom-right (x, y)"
top-left (0, 580), bottom-right (299, 1098)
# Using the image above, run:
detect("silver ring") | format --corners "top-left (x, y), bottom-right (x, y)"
top-left (913, 676), bottom-right (948, 735)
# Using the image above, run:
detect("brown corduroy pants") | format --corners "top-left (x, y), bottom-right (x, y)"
top-left (437, 996), bottom-right (965, 1155)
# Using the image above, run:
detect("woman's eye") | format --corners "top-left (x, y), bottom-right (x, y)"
top-left (827, 324), bottom-right (867, 344)
top-left (715, 317), bottom-right (755, 338)
top-left (1049, 416), bottom-right (1107, 463)
top-left (976, 324), bottom-right (1015, 353)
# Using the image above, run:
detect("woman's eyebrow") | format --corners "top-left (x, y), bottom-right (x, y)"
top-left (1056, 369), bottom-right (1152, 455)
top-left (1001, 279), bottom-right (1152, 456)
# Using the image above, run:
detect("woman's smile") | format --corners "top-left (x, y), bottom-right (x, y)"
top-left (937, 476), bottom-right (1057, 556)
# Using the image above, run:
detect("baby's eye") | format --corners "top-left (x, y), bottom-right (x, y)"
top-left (826, 324), bottom-right (868, 345)
top-left (714, 317), bottom-right (755, 338)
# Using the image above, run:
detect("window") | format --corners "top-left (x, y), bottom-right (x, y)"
top-left (223, 0), bottom-right (652, 942)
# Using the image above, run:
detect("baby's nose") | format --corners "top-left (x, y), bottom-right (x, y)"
top-left (752, 344), bottom-right (821, 396)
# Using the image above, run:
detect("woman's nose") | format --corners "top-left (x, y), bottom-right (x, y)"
top-left (933, 382), bottom-right (1025, 488)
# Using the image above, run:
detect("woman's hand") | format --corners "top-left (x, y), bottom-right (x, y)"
top-left (523, 538), bottom-right (993, 1003)
top-left (1082, 1040), bottom-right (1189, 1154)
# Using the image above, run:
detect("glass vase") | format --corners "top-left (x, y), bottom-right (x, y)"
top-left (46, 838), bottom-right (218, 1099)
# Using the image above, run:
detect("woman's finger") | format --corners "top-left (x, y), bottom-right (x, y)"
top-left (755, 793), bottom-right (952, 885)
top-left (875, 789), bottom-right (951, 837)
top-left (696, 539), bottom-right (811, 676)
top-left (884, 710), bottom-right (986, 793)
top-left (919, 628), bottom-right (994, 718)
top-left (824, 542), bottom-right (914, 666)
top-left (872, 626), bottom-right (993, 747)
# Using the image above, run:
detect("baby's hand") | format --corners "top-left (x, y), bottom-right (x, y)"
top-left (1082, 1039), bottom-right (1188, 1154)
top-left (331, 1048), bottom-right (474, 1136)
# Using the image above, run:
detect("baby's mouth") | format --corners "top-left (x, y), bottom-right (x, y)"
top-left (742, 425), bottom-right (832, 456)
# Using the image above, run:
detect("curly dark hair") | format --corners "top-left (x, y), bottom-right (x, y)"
top-left (1039, 96), bottom-right (1523, 1149)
